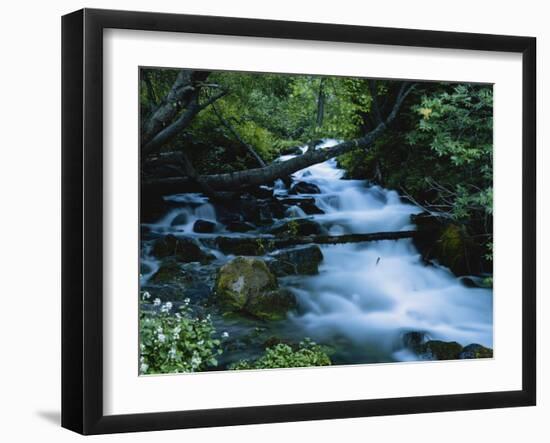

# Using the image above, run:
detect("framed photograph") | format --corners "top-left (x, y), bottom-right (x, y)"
top-left (62, 8), bottom-right (536, 435)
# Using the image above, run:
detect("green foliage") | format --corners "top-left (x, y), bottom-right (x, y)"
top-left (230, 338), bottom-right (331, 370)
top-left (139, 295), bottom-right (222, 374)
top-left (406, 84), bottom-right (493, 222)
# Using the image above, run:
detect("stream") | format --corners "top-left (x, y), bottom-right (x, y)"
top-left (141, 139), bottom-right (493, 367)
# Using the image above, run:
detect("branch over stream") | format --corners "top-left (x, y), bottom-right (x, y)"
top-left (215, 230), bottom-right (417, 255)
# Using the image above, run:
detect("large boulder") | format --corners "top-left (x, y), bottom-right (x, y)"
top-left (215, 257), bottom-right (296, 320)
top-left (268, 245), bottom-right (324, 276)
top-left (289, 181), bottom-right (321, 195)
top-left (152, 235), bottom-right (214, 264)
top-left (411, 212), bottom-right (484, 276)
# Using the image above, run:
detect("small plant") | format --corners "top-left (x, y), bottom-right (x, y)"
top-left (230, 338), bottom-right (331, 370)
top-left (139, 295), bottom-right (222, 374)
top-left (286, 219), bottom-right (300, 237)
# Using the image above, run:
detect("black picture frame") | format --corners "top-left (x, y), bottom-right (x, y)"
top-left (62, 8), bottom-right (536, 435)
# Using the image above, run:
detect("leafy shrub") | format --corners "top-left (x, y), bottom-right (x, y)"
top-left (230, 338), bottom-right (331, 370)
top-left (139, 295), bottom-right (222, 374)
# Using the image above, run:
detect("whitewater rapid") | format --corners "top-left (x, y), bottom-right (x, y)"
top-left (281, 140), bottom-right (493, 362)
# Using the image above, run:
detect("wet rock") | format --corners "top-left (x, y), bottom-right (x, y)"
top-left (414, 340), bottom-right (464, 361)
top-left (152, 234), bottom-right (214, 264)
top-left (268, 218), bottom-right (325, 237)
top-left (289, 181), bottom-right (321, 195)
top-left (226, 220), bottom-right (257, 233)
top-left (193, 219), bottom-right (216, 233)
top-left (247, 288), bottom-right (297, 321)
top-left (402, 331), bottom-right (429, 348)
top-left (459, 343), bottom-right (493, 359)
top-left (150, 259), bottom-right (193, 285)
top-left (411, 212), bottom-right (483, 276)
top-left (268, 245), bottom-right (324, 276)
top-left (240, 198), bottom-right (276, 226)
top-left (215, 257), bottom-right (275, 309)
top-left (215, 257), bottom-right (296, 320)
top-left (280, 197), bottom-right (324, 215)
top-left (170, 213), bottom-right (189, 226)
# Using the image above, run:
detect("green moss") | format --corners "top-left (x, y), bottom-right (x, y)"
top-left (215, 257), bottom-right (277, 310)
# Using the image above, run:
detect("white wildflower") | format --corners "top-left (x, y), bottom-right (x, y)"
top-left (160, 302), bottom-right (172, 313)
top-left (168, 347), bottom-right (177, 359)
top-left (190, 353), bottom-right (202, 368)
top-left (183, 298), bottom-right (190, 305)
top-left (142, 291), bottom-right (151, 300)
top-left (221, 331), bottom-right (229, 338)
top-left (157, 333), bottom-right (166, 343)
top-left (153, 297), bottom-right (161, 306)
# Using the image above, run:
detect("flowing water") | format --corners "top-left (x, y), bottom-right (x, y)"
top-left (142, 139), bottom-right (493, 366)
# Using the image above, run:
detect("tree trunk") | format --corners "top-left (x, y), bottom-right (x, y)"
top-left (215, 230), bottom-right (417, 255)
top-left (142, 81), bottom-right (414, 192)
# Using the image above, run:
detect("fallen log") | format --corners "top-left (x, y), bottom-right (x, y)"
top-left (216, 230), bottom-right (417, 256)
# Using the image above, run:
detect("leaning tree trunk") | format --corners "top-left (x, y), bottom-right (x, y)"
top-left (143, 82), bottom-right (415, 192)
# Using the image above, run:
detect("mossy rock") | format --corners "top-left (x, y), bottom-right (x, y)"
top-left (414, 340), bottom-right (463, 360)
top-left (152, 234), bottom-right (214, 264)
top-left (215, 257), bottom-right (278, 310)
top-left (411, 213), bottom-right (482, 276)
top-left (215, 257), bottom-right (297, 320)
top-left (459, 343), bottom-right (493, 359)
top-left (246, 288), bottom-right (297, 321)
